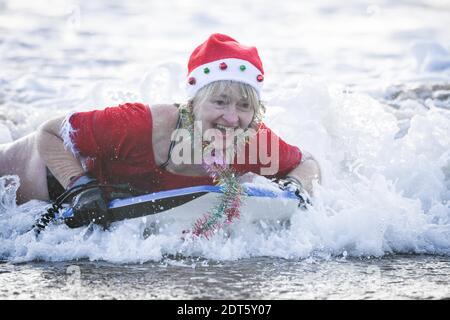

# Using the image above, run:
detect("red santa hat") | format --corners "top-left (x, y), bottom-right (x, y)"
top-left (186, 33), bottom-right (264, 98)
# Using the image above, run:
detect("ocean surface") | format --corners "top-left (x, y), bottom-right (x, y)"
top-left (1, 0), bottom-right (449, 299)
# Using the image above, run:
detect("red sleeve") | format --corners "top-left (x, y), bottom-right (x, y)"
top-left (64, 102), bottom-right (154, 173)
top-left (232, 123), bottom-right (302, 178)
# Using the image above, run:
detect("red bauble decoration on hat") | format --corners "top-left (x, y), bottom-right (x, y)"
top-left (188, 77), bottom-right (196, 85)
top-left (219, 62), bottom-right (228, 70)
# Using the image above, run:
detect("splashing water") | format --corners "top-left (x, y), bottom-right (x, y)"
top-left (1, 78), bottom-right (449, 263)
top-left (0, 175), bottom-right (19, 213)
top-left (1, 0), bottom-right (449, 264)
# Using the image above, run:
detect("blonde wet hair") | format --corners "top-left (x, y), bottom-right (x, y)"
top-left (190, 80), bottom-right (265, 129)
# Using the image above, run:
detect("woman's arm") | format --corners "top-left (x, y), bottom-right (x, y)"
top-left (35, 116), bottom-right (84, 188)
top-left (285, 151), bottom-right (321, 195)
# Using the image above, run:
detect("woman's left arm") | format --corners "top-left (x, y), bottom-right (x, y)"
top-left (285, 151), bottom-right (321, 195)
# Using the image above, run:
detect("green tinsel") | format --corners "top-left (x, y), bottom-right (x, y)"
top-left (177, 104), bottom-right (247, 238)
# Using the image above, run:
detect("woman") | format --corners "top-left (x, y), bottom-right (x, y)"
top-left (1, 33), bottom-right (321, 230)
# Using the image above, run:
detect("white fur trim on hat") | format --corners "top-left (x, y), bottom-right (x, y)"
top-left (185, 58), bottom-right (263, 98)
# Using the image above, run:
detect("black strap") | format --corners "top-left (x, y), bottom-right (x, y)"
top-left (33, 183), bottom-right (100, 236)
top-left (160, 111), bottom-right (182, 169)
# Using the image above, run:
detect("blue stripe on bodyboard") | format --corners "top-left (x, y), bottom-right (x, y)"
top-left (62, 184), bottom-right (297, 219)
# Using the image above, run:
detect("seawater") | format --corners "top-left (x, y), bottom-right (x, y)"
top-left (0, 0), bottom-right (449, 299)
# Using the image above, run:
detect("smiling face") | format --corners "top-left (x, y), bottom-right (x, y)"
top-left (192, 81), bottom-right (258, 137)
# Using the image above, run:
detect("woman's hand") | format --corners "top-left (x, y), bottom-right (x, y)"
top-left (65, 175), bottom-right (110, 228)
top-left (69, 187), bottom-right (110, 228)
top-left (285, 151), bottom-right (321, 196)
top-left (275, 176), bottom-right (310, 209)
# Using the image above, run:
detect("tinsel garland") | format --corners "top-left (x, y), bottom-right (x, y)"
top-left (192, 161), bottom-right (245, 238)
top-left (178, 104), bottom-right (247, 239)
